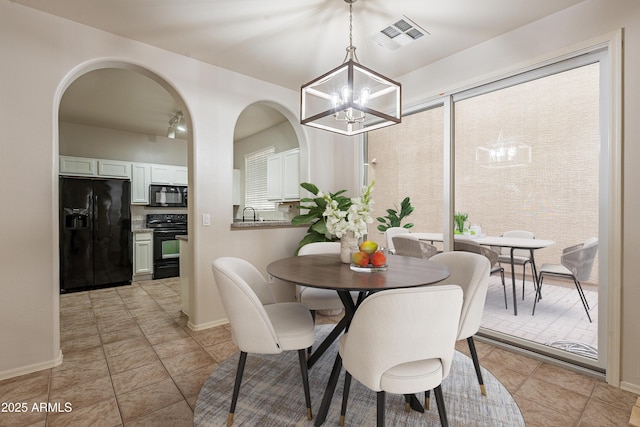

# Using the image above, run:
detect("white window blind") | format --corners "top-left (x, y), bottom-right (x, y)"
top-left (244, 146), bottom-right (276, 211)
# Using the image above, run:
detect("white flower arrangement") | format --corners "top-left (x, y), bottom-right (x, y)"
top-left (321, 182), bottom-right (374, 239)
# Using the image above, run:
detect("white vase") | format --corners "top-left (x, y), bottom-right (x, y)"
top-left (340, 231), bottom-right (358, 264)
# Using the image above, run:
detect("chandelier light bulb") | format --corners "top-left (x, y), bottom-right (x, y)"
top-left (358, 87), bottom-right (370, 105)
top-left (332, 92), bottom-right (340, 108)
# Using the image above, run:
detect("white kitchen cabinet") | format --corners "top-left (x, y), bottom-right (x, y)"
top-left (173, 167), bottom-right (188, 185)
top-left (60, 156), bottom-right (97, 176)
top-left (150, 164), bottom-right (188, 185)
top-left (232, 169), bottom-right (241, 205)
top-left (97, 159), bottom-right (131, 179)
top-left (131, 163), bottom-right (151, 205)
top-left (267, 148), bottom-right (300, 201)
top-left (179, 238), bottom-right (190, 316)
top-left (60, 156), bottom-right (132, 179)
top-left (282, 149), bottom-right (300, 200)
top-left (150, 164), bottom-right (172, 184)
top-left (133, 232), bottom-right (153, 276)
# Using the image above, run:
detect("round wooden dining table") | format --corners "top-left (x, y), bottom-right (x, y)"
top-left (267, 253), bottom-right (451, 426)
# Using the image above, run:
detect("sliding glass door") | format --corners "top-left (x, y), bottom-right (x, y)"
top-left (364, 48), bottom-right (613, 371)
top-left (453, 57), bottom-right (602, 368)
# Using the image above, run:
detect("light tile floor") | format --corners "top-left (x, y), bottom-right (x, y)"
top-left (0, 278), bottom-right (636, 426)
top-left (482, 273), bottom-right (598, 358)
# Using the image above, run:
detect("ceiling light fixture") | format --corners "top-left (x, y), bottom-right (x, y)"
top-left (167, 111), bottom-right (186, 139)
top-left (300, 0), bottom-right (402, 136)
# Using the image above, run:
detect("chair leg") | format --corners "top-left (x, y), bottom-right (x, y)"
top-left (467, 337), bottom-right (486, 395)
top-left (573, 278), bottom-right (593, 323)
top-left (377, 391), bottom-right (386, 427)
top-left (297, 349), bottom-right (313, 420)
top-left (340, 371), bottom-right (352, 426)
top-left (307, 311), bottom-right (317, 358)
top-left (521, 263), bottom-right (528, 300)
top-left (424, 389), bottom-right (431, 410)
top-left (532, 274), bottom-right (544, 316)
top-left (228, 351), bottom-right (247, 426)
top-left (500, 268), bottom-right (507, 309)
top-left (433, 385), bottom-right (449, 427)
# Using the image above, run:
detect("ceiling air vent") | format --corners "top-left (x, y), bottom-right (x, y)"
top-left (372, 16), bottom-right (429, 51)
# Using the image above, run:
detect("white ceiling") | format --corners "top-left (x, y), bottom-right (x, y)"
top-left (18, 0), bottom-right (586, 138)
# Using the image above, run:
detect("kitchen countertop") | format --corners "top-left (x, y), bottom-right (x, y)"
top-left (230, 220), bottom-right (303, 229)
top-left (132, 228), bottom-right (153, 233)
top-left (176, 235), bottom-right (188, 241)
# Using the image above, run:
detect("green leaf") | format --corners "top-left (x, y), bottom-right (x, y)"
top-left (300, 182), bottom-right (319, 195)
top-left (310, 220), bottom-right (328, 235)
top-left (291, 213), bottom-right (319, 225)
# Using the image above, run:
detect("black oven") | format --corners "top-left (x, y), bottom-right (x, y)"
top-left (149, 185), bottom-right (187, 207)
top-left (147, 214), bottom-right (187, 279)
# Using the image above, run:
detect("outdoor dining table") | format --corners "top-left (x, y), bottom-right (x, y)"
top-left (267, 253), bottom-right (451, 426)
top-left (412, 233), bottom-right (555, 316)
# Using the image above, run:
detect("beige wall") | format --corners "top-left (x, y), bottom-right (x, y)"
top-left (59, 122), bottom-right (189, 166)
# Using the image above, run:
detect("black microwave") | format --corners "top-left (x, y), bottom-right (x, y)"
top-left (149, 185), bottom-right (187, 207)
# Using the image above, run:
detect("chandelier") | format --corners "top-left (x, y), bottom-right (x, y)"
top-left (300, 0), bottom-right (402, 136)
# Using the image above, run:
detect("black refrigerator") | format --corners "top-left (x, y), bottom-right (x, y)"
top-left (59, 177), bottom-right (132, 293)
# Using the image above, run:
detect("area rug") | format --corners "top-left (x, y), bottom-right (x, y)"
top-left (194, 325), bottom-right (524, 426)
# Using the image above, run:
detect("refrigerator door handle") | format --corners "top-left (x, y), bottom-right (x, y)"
top-left (92, 194), bottom-right (98, 232)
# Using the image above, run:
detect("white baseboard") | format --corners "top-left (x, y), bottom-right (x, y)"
top-left (0, 350), bottom-right (63, 381)
top-left (187, 318), bottom-right (229, 331)
top-left (621, 381), bottom-right (640, 395)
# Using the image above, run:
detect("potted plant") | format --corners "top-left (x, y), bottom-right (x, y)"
top-left (291, 182), bottom-right (374, 255)
top-left (454, 212), bottom-right (469, 234)
top-left (376, 197), bottom-right (414, 232)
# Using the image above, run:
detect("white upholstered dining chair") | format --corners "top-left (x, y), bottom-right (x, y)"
top-left (296, 242), bottom-right (358, 318)
top-left (339, 285), bottom-right (463, 427)
top-left (212, 257), bottom-right (315, 425)
top-left (427, 251), bottom-right (491, 401)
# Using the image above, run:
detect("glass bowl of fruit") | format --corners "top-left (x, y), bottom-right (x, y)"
top-left (350, 240), bottom-right (388, 272)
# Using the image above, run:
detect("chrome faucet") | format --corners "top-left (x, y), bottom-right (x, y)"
top-left (242, 207), bottom-right (257, 222)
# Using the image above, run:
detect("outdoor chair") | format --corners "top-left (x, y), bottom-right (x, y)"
top-left (454, 240), bottom-right (507, 309)
top-left (384, 227), bottom-right (410, 254)
top-left (534, 237), bottom-right (598, 323)
top-left (495, 230), bottom-right (535, 300)
top-left (392, 235), bottom-right (438, 259)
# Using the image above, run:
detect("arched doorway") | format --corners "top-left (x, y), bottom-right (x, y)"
top-left (56, 61), bottom-right (193, 318)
